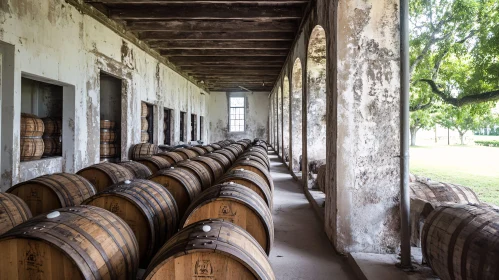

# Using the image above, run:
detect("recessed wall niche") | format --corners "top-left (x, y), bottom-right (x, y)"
top-left (20, 77), bottom-right (63, 161)
top-left (100, 72), bottom-right (122, 162)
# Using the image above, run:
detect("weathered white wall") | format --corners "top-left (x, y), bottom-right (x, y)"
top-left (207, 91), bottom-right (269, 143)
top-left (0, 0), bottom-right (208, 190)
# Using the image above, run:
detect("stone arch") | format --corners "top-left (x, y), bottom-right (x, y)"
top-left (283, 76), bottom-right (290, 163)
top-left (291, 58), bottom-right (303, 174)
top-left (306, 25), bottom-right (327, 190)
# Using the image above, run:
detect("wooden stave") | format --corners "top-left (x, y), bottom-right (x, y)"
top-left (101, 120), bottom-right (116, 129)
top-left (241, 151), bottom-right (270, 170)
top-left (180, 184), bottom-right (274, 254)
top-left (173, 148), bottom-right (198, 160)
top-left (155, 152), bottom-right (185, 165)
top-left (83, 179), bottom-right (179, 267)
top-left (143, 219), bottom-right (275, 280)
top-left (141, 102), bottom-right (149, 117)
top-left (231, 160), bottom-right (274, 193)
top-left (141, 117), bottom-right (149, 131)
top-left (0, 193), bottom-right (33, 236)
top-left (410, 180), bottom-right (481, 204)
top-left (100, 143), bottom-right (118, 158)
top-left (238, 155), bottom-right (269, 171)
top-left (200, 145), bottom-right (215, 153)
top-left (77, 162), bottom-right (135, 192)
top-left (100, 129), bottom-right (117, 143)
top-left (43, 137), bottom-right (62, 156)
top-left (7, 173), bottom-right (97, 216)
top-left (249, 145), bottom-right (268, 156)
top-left (213, 149), bottom-right (236, 165)
top-left (41, 117), bottom-right (62, 136)
top-left (205, 153), bottom-right (232, 171)
top-left (0, 205), bottom-right (139, 280)
top-left (217, 169), bottom-right (273, 210)
top-left (20, 113), bottom-right (45, 137)
top-left (176, 160), bottom-right (214, 190)
top-left (20, 137), bottom-right (44, 161)
top-left (117, 160), bottom-right (153, 179)
top-left (131, 143), bottom-right (159, 160)
top-left (236, 141), bottom-right (250, 149)
top-left (136, 156), bottom-right (172, 174)
top-left (188, 146), bottom-right (206, 156)
top-left (141, 131), bottom-right (150, 143)
top-left (209, 143), bottom-right (222, 150)
top-left (224, 146), bottom-right (241, 159)
top-left (421, 204), bottom-right (499, 280)
top-left (192, 156), bottom-right (224, 182)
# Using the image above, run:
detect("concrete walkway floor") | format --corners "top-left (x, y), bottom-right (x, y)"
top-left (267, 149), bottom-right (356, 280)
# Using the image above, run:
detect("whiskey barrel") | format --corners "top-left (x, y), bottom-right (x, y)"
top-left (229, 143), bottom-right (245, 154)
top-left (149, 168), bottom-right (202, 216)
top-left (181, 184), bottom-right (274, 254)
top-left (20, 113), bottom-right (44, 137)
top-left (217, 170), bottom-right (272, 209)
top-left (100, 129), bottom-right (117, 143)
top-left (117, 160), bottom-right (153, 179)
top-left (20, 138), bottom-right (44, 161)
top-left (224, 146), bottom-right (241, 159)
top-left (200, 145), bottom-right (215, 153)
top-left (213, 149), bottom-right (236, 165)
top-left (141, 117), bottom-right (149, 131)
top-left (143, 219), bottom-right (275, 280)
top-left (42, 117), bottom-right (62, 136)
top-left (0, 205), bottom-right (139, 280)
top-left (141, 131), bottom-right (150, 143)
top-left (77, 162), bottom-right (134, 192)
top-left (422, 204), bottom-right (499, 280)
top-left (231, 160), bottom-right (274, 192)
top-left (192, 156), bottom-right (224, 182)
top-left (136, 156), bottom-right (172, 173)
top-left (410, 180), bottom-right (480, 204)
top-left (241, 151), bottom-right (269, 170)
top-left (248, 146), bottom-right (269, 158)
top-left (100, 143), bottom-right (117, 158)
top-left (188, 146), bottom-right (206, 156)
top-left (83, 179), bottom-right (179, 267)
top-left (131, 143), bottom-right (159, 160)
top-left (174, 148), bottom-right (199, 160)
top-left (7, 173), bottom-right (96, 216)
top-left (0, 193), bottom-right (32, 236)
top-left (209, 143), bottom-right (222, 150)
top-left (205, 152), bottom-right (232, 171)
top-left (176, 160), bottom-right (213, 190)
top-left (238, 155), bottom-right (268, 170)
top-left (43, 137), bottom-right (62, 156)
top-left (141, 102), bottom-right (149, 117)
top-left (236, 141), bottom-right (250, 149)
top-left (100, 119), bottom-right (116, 129)
top-left (155, 151), bottom-right (184, 165)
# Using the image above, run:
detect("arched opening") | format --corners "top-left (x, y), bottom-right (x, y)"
top-left (291, 58), bottom-right (303, 175)
top-left (277, 86), bottom-right (282, 156)
top-left (306, 25), bottom-right (327, 190)
top-left (283, 76), bottom-right (290, 164)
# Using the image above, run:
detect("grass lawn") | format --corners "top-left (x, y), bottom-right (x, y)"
top-left (410, 145), bottom-right (499, 205)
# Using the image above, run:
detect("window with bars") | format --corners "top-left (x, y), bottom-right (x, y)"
top-left (229, 97), bottom-right (245, 132)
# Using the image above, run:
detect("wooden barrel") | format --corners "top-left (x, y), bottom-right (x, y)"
top-left (0, 205), bottom-right (139, 280)
top-left (229, 143), bottom-right (245, 154)
top-left (239, 154), bottom-right (268, 170)
top-left (42, 117), bottom-right (62, 136)
top-left (231, 160), bottom-right (274, 192)
top-left (141, 117), bottom-right (149, 131)
top-left (181, 184), bottom-right (274, 254)
top-left (136, 156), bottom-right (172, 173)
top-left (155, 152), bottom-right (184, 165)
top-left (141, 102), bottom-right (149, 117)
top-left (117, 160), bottom-right (153, 179)
top-left (200, 145), bottom-right (215, 153)
top-left (143, 219), bottom-right (275, 280)
top-left (176, 160), bottom-right (213, 190)
top-left (241, 151), bottom-right (269, 170)
top-left (205, 152), bottom-right (232, 171)
top-left (7, 173), bottom-right (96, 216)
top-left (236, 141), bottom-right (250, 149)
top-left (224, 146), bottom-right (240, 159)
top-left (43, 137), bottom-right (62, 156)
top-left (77, 162), bottom-right (134, 192)
top-left (83, 179), bottom-right (179, 267)
top-left (192, 156), bottom-right (224, 182)
top-left (20, 138), bottom-right (44, 161)
top-left (101, 119), bottom-right (116, 129)
top-left (131, 143), bottom-right (159, 160)
top-left (410, 180), bottom-right (480, 204)
top-left (214, 149), bottom-right (236, 165)
top-left (100, 129), bottom-right (117, 143)
top-left (0, 193), bottom-right (32, 236)
top-left (149, 168), bottom-right (202, 216)
top-left (20, 113), bottom-right (44, 137)
top-left (141, 131), bottom-right (150, 143)
top-left (174, 148), bottom-right (198, 160)
top-left (209, 143), bottom-right (222, 150)
top-left (422, 204), bottom-right (499, 280)
top-left (217, 170), bottom-right (272, 209)
top-left (188, 146), bottom-right (206, 156)
top-left (100, 142), bottom-right (117, 158)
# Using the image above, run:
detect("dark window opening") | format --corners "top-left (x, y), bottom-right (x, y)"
top-left (146, 103), bottom-right (154, 144)
top-left (180, 111), bottom-right (186, 142)
top-left (100, 73), bottom-right (122, 161)
top-left (191, 114), bottom-right (197, 141)
top-left (164, 108), bottom-right (172, 145)
top-left (200, 116), bottom-right (204, 141)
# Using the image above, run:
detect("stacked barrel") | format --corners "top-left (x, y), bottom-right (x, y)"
top-left (141, 102), bottom-right (149, 143)
top-left (0, 138), bottom-right (275, 280)
top-left (100, 120), bottom-right (118, 162)
top-left (20, 113), bottom-right (45, 161)
top-left (41, 117), bottom-right (62, 157)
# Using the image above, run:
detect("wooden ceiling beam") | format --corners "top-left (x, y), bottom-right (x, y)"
top-left (151, 40), bottom-right (291, 49)
top-left (181, 65), bottom-right (281, 71)
top-left (126, 19), bottom-right (299, 32)
top-left (109, 4), bottom-right (304, 20)
top-left (160, 49), bottom-right (288, 57)
top-left (169, 56), bottom-right (285, 63)
top-left (87, 0), bottom-right (308, 3)
top-left (139, 31), bottom-right (294, 41)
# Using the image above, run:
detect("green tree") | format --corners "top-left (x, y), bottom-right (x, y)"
top-left (436, 104), bottom-right (491, 144)
top-left (410, 110), bottom-right (434, 146)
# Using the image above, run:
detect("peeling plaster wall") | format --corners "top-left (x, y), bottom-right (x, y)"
top-left (291, 59), bottom-right (303, 172)
top-left (0, 0), bottom-right (207, 190)
top-left (282, 77), bottom-right (290, 162)
top-left (207, 91), bottom-right (269, 143)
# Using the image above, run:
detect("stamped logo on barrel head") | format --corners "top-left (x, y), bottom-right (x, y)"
top-left (109, 202), bottom-right (120, 214)
top-left (194, 260), bottom-right (213, 279)
top-left (219, 203), bottom-right (236, 223)
top-left (24, 247), bottom-right (44, 274)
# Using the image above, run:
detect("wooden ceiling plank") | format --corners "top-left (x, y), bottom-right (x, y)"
top-left (151, 40), bottom-right (291, 49)
top-left (126, 19), bottom-right (299, 32)
top-left (139, 31), bottom-right (294, 41)
top-left (160, 49), bottom-right (288, 56)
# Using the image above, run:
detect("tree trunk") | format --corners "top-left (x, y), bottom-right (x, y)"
top-left (459, 131), bottom-right (465, 145)
top-left (410, 127), bottom-right (418, 146)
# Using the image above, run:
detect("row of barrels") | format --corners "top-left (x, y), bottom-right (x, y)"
top-left (20, 113), bottom-right (63, 161)
top-left (410, 176), bottom-right (499, 280)
top-left (0, 138), bottom-right (275, 279)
